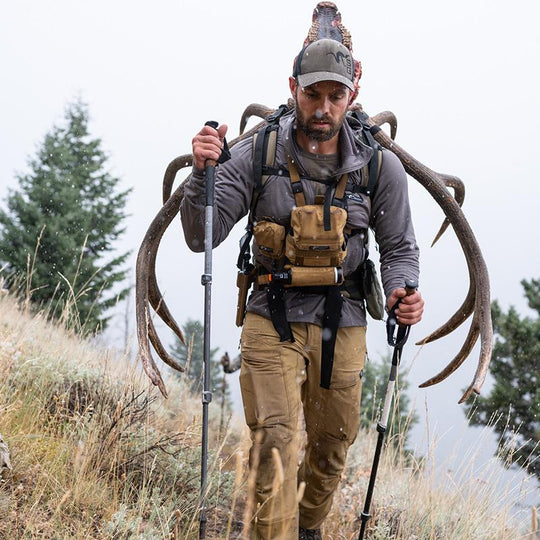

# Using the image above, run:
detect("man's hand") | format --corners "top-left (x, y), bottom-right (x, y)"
top-left (192, 123), bottom-right (228, 171)
top-left (387, 288), bottom-right (424, 326)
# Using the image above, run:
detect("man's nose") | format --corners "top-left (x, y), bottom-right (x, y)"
top-left (317, 97), bottom-right (331, 116)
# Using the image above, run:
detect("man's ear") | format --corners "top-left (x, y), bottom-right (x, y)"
top-left (289, 77), bottom-right (297, 100)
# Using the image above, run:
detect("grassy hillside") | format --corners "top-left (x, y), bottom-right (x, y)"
top-left (0, 292), bottom-right (537, 539)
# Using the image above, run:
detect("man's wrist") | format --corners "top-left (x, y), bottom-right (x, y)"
top-left (192, 165), bottom-right (205, 178)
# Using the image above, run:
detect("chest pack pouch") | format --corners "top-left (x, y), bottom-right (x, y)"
top-left (286, 204), bottom-right (347, 267)
top-left (284, 154), bottom-right (348, 270)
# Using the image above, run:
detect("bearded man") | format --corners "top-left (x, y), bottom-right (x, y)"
top-left (181, 38), bottom-right (424, 540)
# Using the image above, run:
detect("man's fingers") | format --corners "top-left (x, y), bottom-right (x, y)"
top-left (396, 299), bottom-right (424, 325)
top-left (192, 123), bottom-right (228, 169)
top-left (388, 288), bottom-right (423, 325)
top-left (217, 124), bottom-right (228, 139)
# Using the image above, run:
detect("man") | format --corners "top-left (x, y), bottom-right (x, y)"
top-left (181, 38), bottom-right (424, 540)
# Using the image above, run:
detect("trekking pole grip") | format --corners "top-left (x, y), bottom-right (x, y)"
top-left (203, 121), bottom-right (219, 207)
top-left (204, 120), bottom-right (219, 168)
top-left (405, 279), bottom-right (418, 296)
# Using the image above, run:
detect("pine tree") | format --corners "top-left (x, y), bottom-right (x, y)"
top-left (465, 279), bottom-right (540, 479)
top-left (360, 353), bottom-right (417, 445)
top-left (170, 319), bottom-right (229, 399)
top-left (0, 99), bottom-right (131, 334)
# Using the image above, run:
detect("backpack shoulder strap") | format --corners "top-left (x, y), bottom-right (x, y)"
top-left (350, 109), bottom-right (383, 198)
top-left (237, 106), bottom-right (287, 271)
top-left (249, 104), bottom-right (288, 221)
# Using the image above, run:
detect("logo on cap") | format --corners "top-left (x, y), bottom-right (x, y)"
top-left (326, 51), bottom-right (352, 76)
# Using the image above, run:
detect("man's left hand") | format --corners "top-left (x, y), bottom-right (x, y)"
top-left (387, 288), bottom-right (424, 326)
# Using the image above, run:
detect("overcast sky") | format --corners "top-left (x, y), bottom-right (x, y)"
top-left (1, 0), bottom-right (539, 511)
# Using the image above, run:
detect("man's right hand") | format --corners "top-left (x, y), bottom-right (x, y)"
top-left (192, 123), bottom-right (228, 171)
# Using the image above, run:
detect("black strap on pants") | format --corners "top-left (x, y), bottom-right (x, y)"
top-left (320, 286), bottom-right (343, 389)
top-left (266, 281), bottom-right (294, 342)
top-left (266, 283), bottom-right (343, 388)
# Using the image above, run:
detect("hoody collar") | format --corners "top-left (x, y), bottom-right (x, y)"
top-left (280, 110), bottom-right (373, 177)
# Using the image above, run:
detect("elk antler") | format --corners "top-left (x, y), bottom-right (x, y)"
top-left (136, 2), bottom-right (492, 402)
top-left (352, 107), bottom-right (492, 403)
top-left (136, 101), bottom-right (492, 402)
top-left (240, 104), bottom-right (274, 135)
top-left (136, 121), bottom-right (271, 396)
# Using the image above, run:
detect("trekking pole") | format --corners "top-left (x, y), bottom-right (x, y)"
top-left (358, 280), bottom-right (418, 540)
top-left (199, 120), bottom-right (219, 540)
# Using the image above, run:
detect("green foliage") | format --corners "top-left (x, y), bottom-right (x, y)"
top-left (0, 99), bottom-right (131, 334)
top-left (361, 352), bottom-right (417, 443)
top-left (171, 318), bottom-right (230, 400)
top-left (465, 278), bottom-right (540, 479)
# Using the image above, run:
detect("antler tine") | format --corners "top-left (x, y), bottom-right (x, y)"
top-left (135, 185), bottom-right (187, 396)
top-left (416, 263), bottom-right (475, 345)
top-left (136, 117), bottom-right (279, 395)
top-left (362, 109), bottom-right (493, 401)
top-left (431, 174), bottom-right (465, 247)
top-left (163, 154), bottom-right (193, 204)
top-left (418, 316), bottom-right (480, 388)
top-left (147, 315), bottom-right (185, 372)
top-left (148, 254), bottom-right (185, 344)
top-left (459, 317), bottom-right (493, 403)
top-left (369, 110), bottom-right (397, 140)
top-left (420, 294), bottom-right (493, 405)
top-left (240, 104), bottom-right (275, 135)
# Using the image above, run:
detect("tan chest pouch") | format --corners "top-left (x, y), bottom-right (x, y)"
top-left (253, 204), bottom-right (347, 268)
top-left (286, 204), bottom-right (347, 267)
top-left (253, 220), bottom-right (286, 259)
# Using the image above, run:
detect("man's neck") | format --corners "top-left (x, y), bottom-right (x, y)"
top-left (294, 130), bottom-right (339, 155)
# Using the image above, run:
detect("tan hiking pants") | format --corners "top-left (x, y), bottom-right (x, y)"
top-left (240, 313), bottom-right (367, 539)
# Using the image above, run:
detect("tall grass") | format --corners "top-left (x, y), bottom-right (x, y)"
top-left (0, 290), bottom-right (537, 538)
top-left (0, 292), bottom-right (244, 538)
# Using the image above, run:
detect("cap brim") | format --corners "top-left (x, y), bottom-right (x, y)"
top-left (297, 71), bottom-right (355, 92)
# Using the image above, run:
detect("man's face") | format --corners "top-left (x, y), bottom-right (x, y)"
top-left (292, 80), bottom-right (351, 143)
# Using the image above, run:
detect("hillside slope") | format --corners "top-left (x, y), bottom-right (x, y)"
top-left (0, 293), bottom-right (536, 539)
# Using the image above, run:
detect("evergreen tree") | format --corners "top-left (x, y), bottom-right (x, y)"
top-left (361, 353), bottom-right (417, 444)
top-left (0, 99), bottom-right (131, 334)
top-left (465, 279), bottom-right (540, 479)
top-left (170, 319), bottom-right (229, 400)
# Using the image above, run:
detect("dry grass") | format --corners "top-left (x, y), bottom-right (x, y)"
top-left (0, 292), bottom-right (245, 539)
top-left (0, 291), bottom-right (537, 539)
top-left (324, 411), bottom-right (538, 539)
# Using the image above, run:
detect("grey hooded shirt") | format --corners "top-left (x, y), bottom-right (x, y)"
top-left (180, 110), bottom-right (419, 327)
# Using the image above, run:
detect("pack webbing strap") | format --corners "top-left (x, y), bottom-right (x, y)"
top-left (334, 172), bottom-right (348, 200)
top-left (320, 286), bottom-right (343, 389)
top-left (252, 126), bottom-right (268, 193)
top-left (287, 155), bottom-right (307, 207)
top-left (267, 281), bottom-right (294, 342)
top-left (351, 110), bottom-right (382, 197)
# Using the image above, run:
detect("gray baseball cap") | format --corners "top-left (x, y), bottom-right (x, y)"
top-left (293, 38), bottom-right (355, 91)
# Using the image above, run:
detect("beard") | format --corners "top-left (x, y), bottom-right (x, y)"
top-left (295, 104), bottom-right (347, 142)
